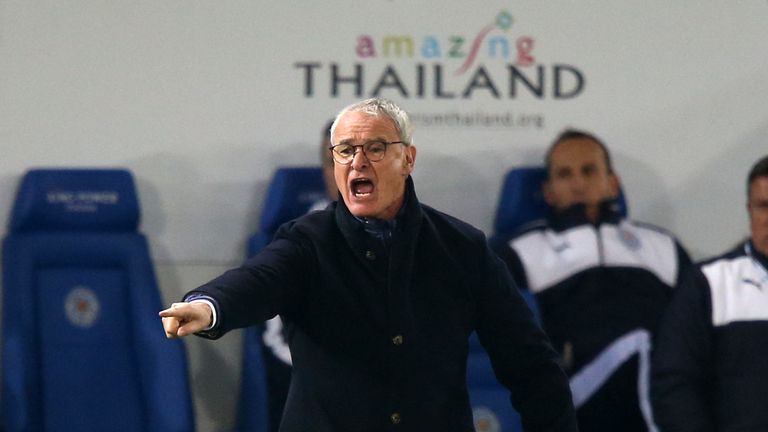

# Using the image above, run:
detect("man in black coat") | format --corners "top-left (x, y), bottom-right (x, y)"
top-left (651, 155), bottom-right (768, 431)
top-left (160, 97), bottom-right (577, 432)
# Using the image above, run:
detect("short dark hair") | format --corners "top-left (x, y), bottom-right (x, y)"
top-left (545, 128), bottom-right (614, 175)
top-left (323, 120), bottom-right (333, 141)
top-left (747, 155), bottom-right (768, 197)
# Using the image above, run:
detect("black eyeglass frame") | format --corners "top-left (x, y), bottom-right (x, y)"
top-left (328, 140), bottom-right (406, 165)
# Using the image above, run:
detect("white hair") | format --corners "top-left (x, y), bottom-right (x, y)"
top-left (330, 98), bottom-right (413, 145)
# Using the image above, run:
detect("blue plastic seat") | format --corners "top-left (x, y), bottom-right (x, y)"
top-left (236, 327), bottom-right (270, 432)
top-left (492, 166), bottom-right (551, 242)
top-left (1, 168), bottom-right (194, 432)
top-left (247, 167), bottom-right (327, 256)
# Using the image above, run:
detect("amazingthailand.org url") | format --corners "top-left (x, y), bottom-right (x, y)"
top-left (410, 111), bottom-right (545, 129)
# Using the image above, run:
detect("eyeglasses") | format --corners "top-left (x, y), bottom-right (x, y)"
top-left (328, 140), bottom-right (405, 165)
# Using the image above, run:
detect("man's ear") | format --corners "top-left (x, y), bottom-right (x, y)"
top-left (404, 146), bottom-right (417, 172)
top-left (609, 173), bottom-right (621, 198)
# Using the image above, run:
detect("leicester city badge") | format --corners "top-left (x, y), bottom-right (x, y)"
top-left (65, 286), bottom-right (100, 328)
top-left (618, 227), bottom-right (641, 250)
top-left (472, 406), bottom-right (501, 432)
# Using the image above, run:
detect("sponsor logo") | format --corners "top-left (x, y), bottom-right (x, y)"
top-left (65, 286), bottom-right (101, 328)
top-left (553, 241), bottom-right (571, 253)
top-left (295, 10), bottom-right (585, 105)
top-left (742, 278), bottom-right (764, 291)
top-left (46, 190), bottom-right (119, 213)
top-left (618, 228), bottom-right (641, 250)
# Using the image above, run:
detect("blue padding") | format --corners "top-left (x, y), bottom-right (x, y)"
top-left (8, 168), bottom-right (140, 232)
top-left (37, 267), bottom-right (144, 431)
top-left (247, 232), bottom-right (273, 259)
top-left (249, 167), bottom-right (326, 257)
top-left (2, 168), bottom-right (194, 432)
top-left (236, 326), bottom-right (270, 432)
top-left (492, 167), bottom-right (550, 238)
top-left (258, 167), bottom-right (326, 233)
top-left (3, 234), bottom-right (195, 431)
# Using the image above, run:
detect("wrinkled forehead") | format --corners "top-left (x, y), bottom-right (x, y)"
top-left (332, 112), bottom-right (399, 144)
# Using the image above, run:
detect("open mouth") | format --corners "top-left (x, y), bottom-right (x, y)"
top-left (351, 178), bottom-right (374, 197)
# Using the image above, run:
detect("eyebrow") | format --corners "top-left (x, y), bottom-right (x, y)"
top-left (336, 136), bottom-right (390, 145)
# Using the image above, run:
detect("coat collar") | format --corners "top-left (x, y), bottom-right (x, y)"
top-left (747, 239), bottom-right (768, 273)
top-left (334, 175), bottom-right (422, 242)
top-left (548, 198), bottom-right (623, 232)
top-left (333, 177), bottom-right (422, 337)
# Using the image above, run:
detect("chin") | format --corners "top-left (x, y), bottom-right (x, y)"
top-left (755, 240), bottom-right (768, 257)
top-left (346, 203), bottom-right (376, 218)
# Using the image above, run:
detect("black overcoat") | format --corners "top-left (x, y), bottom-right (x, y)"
top-left (189, 177), bottom-right (577, 432)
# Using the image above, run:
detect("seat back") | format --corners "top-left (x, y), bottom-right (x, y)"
top-left (2, 168), bottom-right (194, 432)
top-left (236, 327), bottom-right (270, 432)
top-left (491, 166), bottom-right (629, 243)
top-left (247, 167), bottom-right (327, 256)
top-left (492, 167), bottom-right (550, 241)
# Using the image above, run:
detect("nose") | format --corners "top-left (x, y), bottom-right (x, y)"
top-left (570, 175), bottom-right (588, 192)
top-left (350, 147), bottom-right (369, 170)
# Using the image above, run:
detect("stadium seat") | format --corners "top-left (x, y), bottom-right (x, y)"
top-left (247, 167), bottom-right (327, 256)
top-left (1, 168), bottom-right (194, 431)
top-left (236, 327), bottom-right (270, 432)
top-left (238, 166), bottom-right (327, 432)
top-left (492, 166), bottom-right (550, 242)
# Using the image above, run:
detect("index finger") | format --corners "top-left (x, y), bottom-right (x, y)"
top-left (158, 302), bottom-right (188, 318)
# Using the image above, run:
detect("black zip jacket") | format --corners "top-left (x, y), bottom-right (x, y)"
top-left (492, 200), bottom-right (691, 432)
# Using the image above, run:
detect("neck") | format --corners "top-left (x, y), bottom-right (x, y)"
top-left (585, 205), bottom-right (600, 225)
